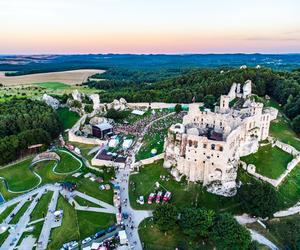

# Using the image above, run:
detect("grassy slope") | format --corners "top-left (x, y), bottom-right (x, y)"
top-left (0, 203), bottom-right (17, 223)
top-left (30, 191), bottom-right (53, 221)
top-left (55, 151), bottom-right (81, 173)
top-left (73, 195), bottom-right (102, 208)
top-left (136, 112), bottom-right (182, 161)
top-left (129, 160), bottom-right (239, 211)
top-left (0, 157), bottom-right (39, 192)
top-left (10, 200), bottom-right (31, 224)
top-left (70, 142), bottom-right (95, 163)
top-left (48, 196), bottom-right (80, 250)
top-left (77, 211), bottom-right (116, 239)
top-left (277, 163), bottom-right (300, 207)
top-left (241, 144), bottom-right (293, 179)
top-left (139, 218), bottom-right (214, 250)
top-left (57, 107), bottom-right (80, 130)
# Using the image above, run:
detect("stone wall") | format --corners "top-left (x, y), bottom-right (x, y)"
top-left (133, 153), bottom-right (164, 168)
top-left (68, 114), bottom-right (106, 145)
top-left (241, 141), bottom-right (300, 188)
top-left (91, 157), bottom-right (125, 168)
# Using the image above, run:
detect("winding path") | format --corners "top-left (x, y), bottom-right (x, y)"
top-left (0, 149), bottom-right (83, 195)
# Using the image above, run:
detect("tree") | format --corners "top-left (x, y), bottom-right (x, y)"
top-left (179, 207), bottom-right (215, 238)
top-left (238, 182), bottom-right (279, 218)
top-left (203, 95), bottom-right (216, 109)
top-left (292, 114), bottom-right (300, 134)
top-left (71, 100), bottom-right (82, 109)
top-left (212, 213), bottom-right (251, 250)
top-left (84, 104), bottom-right (93, 113)
top-left (174, 104), bottom-right (182, 113)
top-left (153, 204), bottom-right (178, 232)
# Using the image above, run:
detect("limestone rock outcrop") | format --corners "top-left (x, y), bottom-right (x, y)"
top-left (42, 94), bottom-right (60, 109)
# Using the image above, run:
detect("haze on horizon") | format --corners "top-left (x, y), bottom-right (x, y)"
top-left (0, 0), bottom-right (300, 55)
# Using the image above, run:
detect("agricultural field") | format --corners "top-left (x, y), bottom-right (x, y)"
top-left (241, 144), bottom-right (293, 179)
top-left (0, 69), bottom-right (105, 86)
top-left (0, 84), bottom-right (101, 103)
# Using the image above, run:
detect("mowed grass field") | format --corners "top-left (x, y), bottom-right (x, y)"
top-left (35, 82), bottom-right (71, 89)
top-left (0, 69), bottom-right (105, 86)
top-left (0, 157), bottom-right (40, 192)
top-left (57, 107), bottom-right (80, 130)
top-left (241, 144), bottom-right (293, 179)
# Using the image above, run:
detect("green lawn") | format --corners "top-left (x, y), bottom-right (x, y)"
top-left (57, 107), bottom-right (80, 130)
top-left (270, 113), bottom-right (300, 151)
top-left (35, 82), bottom-right (70, 89)
top-left (10, 200), bottom-right (32, 224)
top-left (48, 196), bottom-right (80, 250)
top-left (73, 176), bottom-right (113, 205)
top-left (277, 163), bottom-right (300, 207)
top-left (33, 160), bottom-right (66, 185)
top-left (55, 151), bottom-right (82, 173)
top-left (16, 221), bottom-right (44, 246)
top-left (73, 195), bottom-right (102, 208)
top-left (69, 142), bottom-right (95, 163)
top-left (0, 203), bottom-right (18, 223)
top-left (139, 218), bottom-right (214, 250)
top-left (30, 191), bottom-right (53, 221)
top-left (77, 211), bottom-right (116, 239)
top-left (48, 195), bottom-right (115, 249)
top-left (241, 144), bottom-right (293, 179)
top-left (129, 160), bottom-right (239, 211)
top-left (0, 157), bottom-right (40, 192)
top-left (0, 230), bottom-right (9, 246)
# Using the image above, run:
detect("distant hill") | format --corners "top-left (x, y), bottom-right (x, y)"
top-left (0, 54), bottom-right (300, 75)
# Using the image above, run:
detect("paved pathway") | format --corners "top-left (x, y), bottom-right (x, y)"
top-left (1, 189), bottom-right (44, 250)
top-left (110, 113), bottom-right (171, 249)
top-left (36, 189), bottom-right (59, 250)
top-left (61, 189), bottom-right (118, 214)
top-left (18, 235), bottom-right (36, 250)
top-left (250, 229), bottom-right (279, 250)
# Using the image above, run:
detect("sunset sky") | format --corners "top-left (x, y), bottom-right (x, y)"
top-left (0, 0), bottom-right (300, 54)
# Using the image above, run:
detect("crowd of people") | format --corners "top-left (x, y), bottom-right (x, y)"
top-left (114, 110), bottom-right (172, 136)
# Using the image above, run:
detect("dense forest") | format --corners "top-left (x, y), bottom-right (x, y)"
top-left (87, 67), bottom-right (300, 132)
top-left (1, 54), bottom-right (300, 76)
top-left (0, 99), bottom-right (62, 165)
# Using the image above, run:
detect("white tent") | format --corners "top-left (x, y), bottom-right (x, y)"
top-left (131, 110), bottom-right (145, 116)
top-left (118, 230), bottom-right (128, 245)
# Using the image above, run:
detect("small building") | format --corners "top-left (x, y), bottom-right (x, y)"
top-left (92, 123), bottom-right (113, 139)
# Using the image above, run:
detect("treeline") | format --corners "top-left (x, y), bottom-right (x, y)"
top-left (153, 204), bottom-right (252, 250)
top-left (0, 99), bottom-right (62, 165)
top-left (86, 67), bottom-right (300, 132)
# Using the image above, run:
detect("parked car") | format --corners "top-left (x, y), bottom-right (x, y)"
top-left (156, 191), bottom-right (163, 204)
top-left (106, 225), bottom-right (117, 233)
top-left (137, 196), bottom-right (144, 205)
top-left (163, 191), bottom-right (171, 203)
top-left (147, 193), bottom-right (156, 204)
top-left (81, 237), bottom-right (92, 245)
top-left (93, 230), bottom-right (106, 239)
top-left (62, 241), bottom-right (78, 250)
